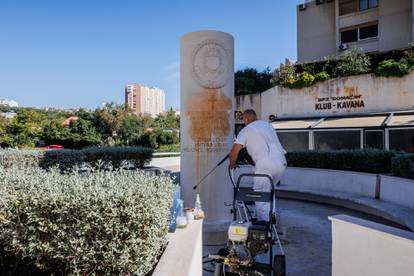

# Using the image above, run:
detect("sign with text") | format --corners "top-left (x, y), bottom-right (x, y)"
top-left (315, 94), bottom-right (365, 111)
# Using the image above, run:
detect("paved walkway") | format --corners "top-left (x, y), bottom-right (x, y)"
top-left (149, 156), bottom-right (180, 172)
top-left (202, 199), bottom-right (405, 276)
top-left (152, 157), bottom-right (406, 276)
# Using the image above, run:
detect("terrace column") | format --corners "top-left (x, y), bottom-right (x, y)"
top-left (180, 30), bottom-right (234, 241)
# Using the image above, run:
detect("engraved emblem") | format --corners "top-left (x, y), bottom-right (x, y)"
top-left (192, 40), bottom-right (230, 89)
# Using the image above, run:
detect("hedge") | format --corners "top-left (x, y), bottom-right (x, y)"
top-left (40, 149), bottom-right (85, 172)
top-left (82, 146), bottom-right (153, 169)
top-left (391, 154), bottom-right (414, 179)
top-left (0, 149), bottom-right (42, 169)
top-left (0, 146), bottom-right (153, 171)
top-left (0, 167), bottom-right (174, 275)
top-left (286, 149), bottom-right (397, 174)
top-left (236, 148), bottom-right (396, 172)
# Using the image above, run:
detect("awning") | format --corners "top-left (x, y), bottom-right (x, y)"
top-left (313, 116), bottom-right (387, 128)
top-left (272, 119), bottom-right (320, 130)
top-left (388, 115), bottom-right (414, 126)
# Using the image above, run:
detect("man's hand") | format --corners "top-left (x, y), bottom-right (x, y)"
top-left (228, 143), bottom-right (243, 170)
top-left (228, 162), bottom-right (239, 170)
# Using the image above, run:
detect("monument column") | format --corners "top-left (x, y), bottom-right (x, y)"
top-left (180, 30), bottom-right (234, 239)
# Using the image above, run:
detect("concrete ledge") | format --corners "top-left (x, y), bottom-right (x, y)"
top-left (330, 215), bottom-right (414, 276)
top-left (381, 175), bottom-right (414, 209)
top-left (276, 185), bottom-right (414, 231)
top-left (282, 167), bottom-right (378, 198)
top-left (152, 220), bottom-right (203, 276)
top-left (153, 152), bottom-right (181, 158)
top-left (235, 166), bottom-right (414, 231)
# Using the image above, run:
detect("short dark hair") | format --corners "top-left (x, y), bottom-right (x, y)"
top-left (243, 109), bottom-right (257, 118)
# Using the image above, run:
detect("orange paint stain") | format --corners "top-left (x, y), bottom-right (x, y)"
top-left (186, 88), bottom-right (232, 179)
top-left (344, 86), bottom-right (359, 97)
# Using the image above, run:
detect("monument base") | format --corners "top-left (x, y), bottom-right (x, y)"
top-left (202, 220), bottom-right (231, 245)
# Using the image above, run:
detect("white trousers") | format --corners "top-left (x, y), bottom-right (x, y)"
top-left (253, 158), bottom-right (286, 221)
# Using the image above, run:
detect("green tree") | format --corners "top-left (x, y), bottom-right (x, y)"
top-left (42, 119), bottom-right (69, 143)
top-left (235, 67), bottom-right (273, 95)
top-left (93, 103), bottom-right (131, 143)
top-left (9, 108), bottom-right (47, 147)
top-left (118, 114), bottom-right (147, 145)
top-left (153, 108), bottom-right (180, 129)
top-left (66, 118), bottom-right (102, 147)
top-left (0, 115), bottom-right (15, 147)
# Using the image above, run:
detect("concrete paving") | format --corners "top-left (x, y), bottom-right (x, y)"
top-left (149, 156), bottom-right (180, 172)
top-left (202, 199), bottom-right (407, 276)
top-left (151, 157), bottom-right (408, 276)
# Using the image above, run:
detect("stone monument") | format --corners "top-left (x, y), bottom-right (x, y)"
top-left (180, 30), bottom-right (234, 240)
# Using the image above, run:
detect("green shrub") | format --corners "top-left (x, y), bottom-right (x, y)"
top-left (156, 143), bottom-right (180, 153)
top-left (403, 49), bottom-right (414, 66)
top-left (283, 71), bottom-right (315, 89)
top-left (135, 132), bottom-right (159, 149)
top-left (391, 154), bottom-right (414, 179)
top-left (375, 58), bottom-right (412, 77)
top-left (40, 149), bottom-right (85, 172)
top-left (336, 50), bottom-right (371, 77)
top-left (276, 64), bottom-right (297, 87)
top-left (282, 75), bottom-right (299, 89)
top-left (82, 146), bottom-right (153, 169)
top-left (0, 167), bottom-right (174, 275)
top-left (314, 71), bottom-right (330, 82)
top-left (0, 149), bottom-right (42, 169)
top-left (286, 149), bottom-right (396, 174)
top-left (0, 147), bottom-right (153, 171)
top-left (296, 71), bottom-right (315, 87)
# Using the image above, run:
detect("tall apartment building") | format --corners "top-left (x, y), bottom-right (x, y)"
top-left (125, 84), bottom-right (165, 117)
top-left (297, 0), bottom-right (414, 62)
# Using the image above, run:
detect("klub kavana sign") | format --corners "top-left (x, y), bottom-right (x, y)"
top-left (315, 94), bottom-right (365, 111)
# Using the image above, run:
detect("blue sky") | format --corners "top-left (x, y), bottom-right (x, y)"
top-left (0, 0), bottom-right (302, 109)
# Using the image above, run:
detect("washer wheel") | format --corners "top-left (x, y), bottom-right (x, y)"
top-left (273, 254), bottom-right (286, 276)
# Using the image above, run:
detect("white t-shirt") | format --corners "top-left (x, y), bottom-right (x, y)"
top-left (234, 120), bottom-right (286, 164)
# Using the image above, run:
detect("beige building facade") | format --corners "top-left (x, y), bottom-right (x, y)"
top-left (298, 0), bottom-right (413, 62)
top-left (236, 71), bottom-right (414, 153)
top-left (125, 84), bottom-right (165, 117)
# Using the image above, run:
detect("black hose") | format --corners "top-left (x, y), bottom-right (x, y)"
top-left (228, 166), bottom-right (236, 188)
top-left (203, 243), bottom-right (227, 247)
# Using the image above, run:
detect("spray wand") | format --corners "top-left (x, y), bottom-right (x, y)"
top-left (192, 154), bottom-right (229, 190)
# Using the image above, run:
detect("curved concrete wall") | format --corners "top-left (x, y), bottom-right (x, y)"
top-left (281, 167), bottom-right (378, 198)
top-left (381, 175), bottom-right (414, 209)
top-left (281, 167), bottom-right (414, 211)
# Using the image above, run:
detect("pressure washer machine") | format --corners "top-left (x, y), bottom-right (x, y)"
top-left (208, 168), bottom-right (286, 276)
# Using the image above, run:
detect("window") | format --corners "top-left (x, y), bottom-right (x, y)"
top-left (365, 130), bottom-right (384, 149)
top-left (360, 0), bottom-right (378, 11)
top-left (341, 29), bottom-right (358, 43)
top-left (278, 131), bottom-right (309, 151)
top-left (340, 0), bottom-right (378, 16)
top-left (389, 129), bottom-right (414, 153)
top-left (339, 0), bottom-right (358, 15)
top-left (340, 23), bottom-right (378, 44)
top-left (359, 24), bottom-right (378, 40)
top-left (314, 130), bottom-right (361, 150)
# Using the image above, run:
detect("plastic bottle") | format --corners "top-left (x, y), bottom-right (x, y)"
top-left (176, 199), bottom-right (188, 228)
top-left (194, 194), bottom-right (205, 220)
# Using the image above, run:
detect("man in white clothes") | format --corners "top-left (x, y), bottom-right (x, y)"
top-left (229, 109), bottom-right (287, 222)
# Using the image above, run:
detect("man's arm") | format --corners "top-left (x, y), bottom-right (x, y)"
top-left (229, 143), bottom-right (243, 169)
